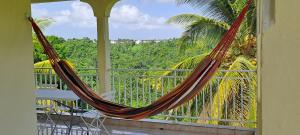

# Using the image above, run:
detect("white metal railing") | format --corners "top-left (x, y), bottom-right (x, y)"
top-left (34, 68), bottom-right (257, 128)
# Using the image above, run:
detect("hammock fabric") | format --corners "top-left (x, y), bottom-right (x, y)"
top-left (29, 0), bottom-right (253, 120)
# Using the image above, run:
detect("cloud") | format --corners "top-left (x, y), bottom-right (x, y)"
top-left (54, 2), bottom-right (96, 28)
top-left (110, 4), bottom-right (168, 30)
top-left (31, 1), bottom-right (182, 39)
top-left (32, 2), bottom-right (96, 28)
top-left (32, 2), bottom-right (170, 30)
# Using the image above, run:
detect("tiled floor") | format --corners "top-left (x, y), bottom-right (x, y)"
top-left (37, 124), bottom-right (204, 135)
top-left (37, 114), bottom-right (255, 135)
top-left (108, 125), bottom-right (203, 135)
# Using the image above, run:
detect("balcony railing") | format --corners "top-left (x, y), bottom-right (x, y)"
top-left (34, 68), bottom-right (257, 128)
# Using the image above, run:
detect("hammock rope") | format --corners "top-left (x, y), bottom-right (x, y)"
top-left (29, 0), bottom-right (253, 120)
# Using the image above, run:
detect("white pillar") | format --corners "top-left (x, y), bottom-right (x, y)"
top-left (81, 0), bottom-right (118, 95)
top-left (96, 15), bottom-right (111, 95)
top-left (0, 0), bottom-right (37, 134)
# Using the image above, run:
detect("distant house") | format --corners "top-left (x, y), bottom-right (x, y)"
top-left (135, 40), bottom-right (142, 44)
top-left (110, 40), bottom-right (117, 44)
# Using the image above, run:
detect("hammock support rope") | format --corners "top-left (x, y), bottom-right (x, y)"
top-left (29, 0), bottom-right (253, 120)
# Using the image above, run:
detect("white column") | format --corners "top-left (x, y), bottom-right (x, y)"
top-left (96, 15), bottom-right (111, 95)
top-left (0, 0), bottom-right (37, 134)
top-left (81, 0), bottom-right (118, 95)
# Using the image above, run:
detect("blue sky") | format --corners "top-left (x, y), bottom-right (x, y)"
top-left (31, 0), bottom-right (200, 40)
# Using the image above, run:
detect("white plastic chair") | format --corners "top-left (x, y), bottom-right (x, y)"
top-left (79, 91), bottom-right (115, 135)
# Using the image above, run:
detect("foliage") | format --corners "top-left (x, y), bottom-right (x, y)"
top-left (210, 57), bottom-right (257, 127)
top-left (34, 60), bottom-right (74, 74)
top-left (34, 37), bottom-right (207, 70)
top-left (111, 39), bottom-right (186, 69)
top-left (170, 0), bottom-right (257, 65)
top-left (157, 0), bottom-right (258, 127)
top-left (33, 36), bottom-right (66, 63)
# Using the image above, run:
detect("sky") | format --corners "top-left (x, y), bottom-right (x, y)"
top-left (31, 0), bottom-right (200, 40)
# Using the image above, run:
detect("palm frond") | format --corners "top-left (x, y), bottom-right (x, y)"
top-left (176, 0), bottom-right (235, 22)
top-left (155, 53), bottom-right (222, 122)
top-left (167, 14), bottom-right (229, 34)
top-left (173, 16), bottom-right (229, 50)
top-left (210, 57), bottom-right (256, 126)
top-left (35, 18), bottom-right (55, 30)
top-left (166, 53), bottom-right (208, 74)
top-left (208, 0), bottom-right (235, 22)
top-left (176, 0), bottom-right (211, 8)
top-left (149, 54), bottom-right (208, 94)
top-left (183, 18), bottom-right (228, 39)
top-left (167, 14), bottom-right (206, 25)
top-left (34, 60), bottom-right (74, 74)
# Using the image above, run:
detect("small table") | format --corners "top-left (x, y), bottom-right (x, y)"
top-left (36, 89), bottom-right (80, 101)
top-left (35, 89), bottom-right (110, 135)
top-left (36, 89), bottom-right (81, 135)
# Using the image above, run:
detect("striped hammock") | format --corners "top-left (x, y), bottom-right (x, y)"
top-left (29, 0), bottom-right (253, 120)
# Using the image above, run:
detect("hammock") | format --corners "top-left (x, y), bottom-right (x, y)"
top-left (29, 0), bottom-right (253, 120)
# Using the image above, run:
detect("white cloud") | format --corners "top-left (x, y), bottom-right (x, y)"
top-left (32, 2), bottom-right (96, 28)
top-left (110, 4), bottom-right (168, 30)
top-left (31, 1), bottom-right (184, 39)
top-left (32, 2), bottom-right (170, 30)
top-left (54, 2), bottom-right (96, 28)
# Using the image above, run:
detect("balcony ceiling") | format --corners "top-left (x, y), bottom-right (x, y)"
top-left (31, 0), bottom-right (75, 3)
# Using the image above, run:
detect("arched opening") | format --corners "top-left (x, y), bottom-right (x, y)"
top-left (31, 1), bottom-right (98, 65)
top-left (108, 0), bottom-right (258, 128)
top-left (30, 0), bottom-right (258, 133)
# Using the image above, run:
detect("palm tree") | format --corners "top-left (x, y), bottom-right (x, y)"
top-left (161, 0), bottom-right (257, 127)
top-left (33, 18), bottom-right (55, 63)
top-left (168, 0), bottom-right (256, 64)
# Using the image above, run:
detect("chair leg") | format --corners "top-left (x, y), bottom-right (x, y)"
top-left (80, 113), bottom-right (111, 135)
top-left (99, 117), bottom-right (111, 135)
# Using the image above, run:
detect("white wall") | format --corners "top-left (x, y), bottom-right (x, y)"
top-left (260, 0), bottom-right (300, 135)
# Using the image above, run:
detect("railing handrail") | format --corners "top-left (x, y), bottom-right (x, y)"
top-left (34, 67), bottom-right (257, 73)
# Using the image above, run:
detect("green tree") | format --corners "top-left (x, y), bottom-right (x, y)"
top-left (60, 38), bottom-right (97, 68)
top-left (111, 39), bottom-right (185, 70)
